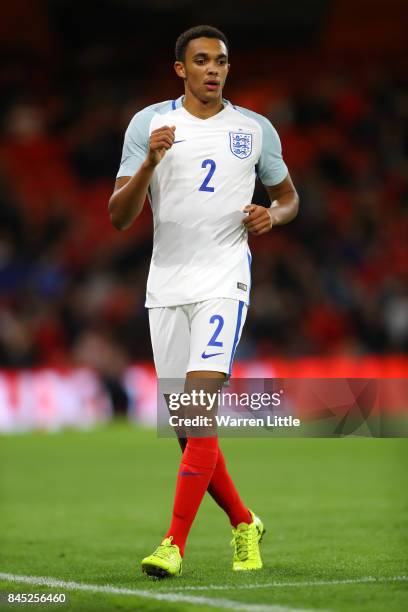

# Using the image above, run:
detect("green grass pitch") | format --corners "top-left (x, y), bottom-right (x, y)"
top-left (0, 423), bottom-right (407, 611)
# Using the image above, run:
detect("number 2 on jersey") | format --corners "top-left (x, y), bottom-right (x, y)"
top-left (199, 159), bottom-right (216, 192)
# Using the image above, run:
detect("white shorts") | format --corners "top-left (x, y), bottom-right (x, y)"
top-left (148, 298), bottom-right (247, 379)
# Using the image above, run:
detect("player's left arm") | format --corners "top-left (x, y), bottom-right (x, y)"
top-left (243, 173), bottom-right (299, 236)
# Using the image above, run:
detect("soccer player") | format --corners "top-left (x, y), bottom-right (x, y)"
top-left (109, 25), bottom-right (299, 577)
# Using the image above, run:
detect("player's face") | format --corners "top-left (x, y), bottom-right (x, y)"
top-left (174, 37), bottom-right (229, 102)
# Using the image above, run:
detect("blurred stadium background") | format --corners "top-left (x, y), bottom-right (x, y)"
top-left (0, 0), bottom-right (407, 430)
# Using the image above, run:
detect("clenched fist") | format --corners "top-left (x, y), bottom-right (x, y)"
top-left (146, 125), bottom-right (176, 167)
top-left (242, 204), bottom-right (276, 235)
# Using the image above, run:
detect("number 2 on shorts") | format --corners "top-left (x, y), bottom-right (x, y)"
top-left (208, 315), bottom-right (224, 347)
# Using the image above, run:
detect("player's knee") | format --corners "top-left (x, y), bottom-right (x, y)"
top-left (186, 370), bottom-right (226, 379)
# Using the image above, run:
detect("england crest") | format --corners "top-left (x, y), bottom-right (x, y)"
top-left (229, 132), bottom-right (253, 159)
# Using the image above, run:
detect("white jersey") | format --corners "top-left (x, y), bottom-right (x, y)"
top-left (117, 96), bottom-right (288, 308)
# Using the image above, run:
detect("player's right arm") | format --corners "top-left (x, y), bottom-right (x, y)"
top-left (108, 125), bottom-right (175, 230)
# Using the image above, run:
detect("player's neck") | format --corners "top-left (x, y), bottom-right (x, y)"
top-left (182, 92), bottom-right (224, 120)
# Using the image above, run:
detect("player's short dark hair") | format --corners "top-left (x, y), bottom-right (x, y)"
top-left (175, 25), bottom-right (229, 62)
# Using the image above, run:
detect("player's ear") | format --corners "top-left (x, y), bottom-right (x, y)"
top-left (174, 61), bottom-right (186, 79)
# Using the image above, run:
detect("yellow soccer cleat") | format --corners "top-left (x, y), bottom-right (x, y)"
top-left (231, 510), bottom-right (265, 571)
top-left (141, 536), bottom-right (182, 578)
top-left (252, 511), bottom-right (266, 543)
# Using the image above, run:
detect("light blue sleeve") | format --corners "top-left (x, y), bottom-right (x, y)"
top-left (235, 106), bottom-right (288, 186)
top-left (256, 114), bottom-right (288, 186)
top-left (116, 108), bottom-right (155, 178)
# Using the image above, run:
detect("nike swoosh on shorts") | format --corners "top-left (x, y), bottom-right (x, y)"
top-left (201, 351), bottom-right (224, 359)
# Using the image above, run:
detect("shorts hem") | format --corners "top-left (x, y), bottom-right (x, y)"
top-left (186, 362), bottom-right (229, 375)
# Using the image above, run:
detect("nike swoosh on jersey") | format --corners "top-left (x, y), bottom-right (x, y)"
top-left (201, 351), bottom-right (224, 359)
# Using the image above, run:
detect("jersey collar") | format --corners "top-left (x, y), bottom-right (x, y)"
top-left (174, 95), bottom-right (232, 121)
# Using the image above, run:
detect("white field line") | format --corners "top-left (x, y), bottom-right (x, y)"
top-left (166, 575), bottom-right (408, 591)
top-left (0, 572), bottom-right (320, 612)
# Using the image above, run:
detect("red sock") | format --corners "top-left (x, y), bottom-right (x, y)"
top-left (165, 437), bottom-right (219, 556)
top-left (207, 449), bottom-right (251, 527)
